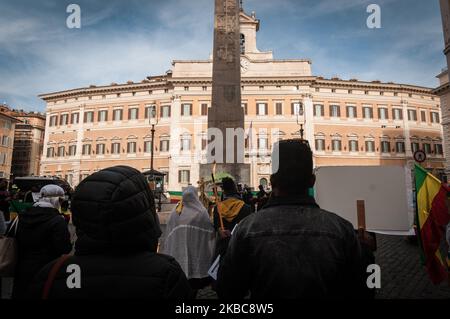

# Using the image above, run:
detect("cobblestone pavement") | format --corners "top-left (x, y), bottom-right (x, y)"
top-left (196, 234), bottom-right (450, 299)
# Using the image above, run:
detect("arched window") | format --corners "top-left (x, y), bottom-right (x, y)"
top-left (240, 34), bottom-right (245, 54)
top-left (259, 178), bottom-right (268, 188)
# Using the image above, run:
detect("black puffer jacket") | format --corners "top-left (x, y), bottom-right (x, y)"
top-left (27, 166), bottom-right (192, 299)
top-left (12, 206), bottom-right (72, 299)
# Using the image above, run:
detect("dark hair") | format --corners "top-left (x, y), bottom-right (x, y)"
top-left (270, 139), bottom-right (313, 195)
top-left (221, 177), bottom-right (237, 195)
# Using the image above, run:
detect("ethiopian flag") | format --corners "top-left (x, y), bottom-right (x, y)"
top-left (414, 164), bottom-right (450, 284)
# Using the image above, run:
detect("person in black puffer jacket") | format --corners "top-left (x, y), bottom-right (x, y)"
top-left (27, 166), bottom-right (193, 299)
top-left (12, 184), bottom-right (72, 299)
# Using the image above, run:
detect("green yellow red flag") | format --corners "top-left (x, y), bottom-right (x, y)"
top-left (414, 164), bottom-right (450, 284)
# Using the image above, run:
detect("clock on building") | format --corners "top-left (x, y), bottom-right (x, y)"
top-left (240, 57), bottom-right (250, 73)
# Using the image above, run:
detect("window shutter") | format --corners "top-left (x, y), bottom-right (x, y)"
top-left (313, 105), bottom-right (316, 117)
top-left (337, 106), bottom-right (341, 117)
top-left (190, 104), bottom-right (193, 116)
top-left (265, 103), bottom-right (268, 115)
top-left (178, 171), bottom-right (181, 183)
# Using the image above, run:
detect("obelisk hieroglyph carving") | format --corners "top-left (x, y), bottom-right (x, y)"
top-left (200, 0), bottom-right (250, 185)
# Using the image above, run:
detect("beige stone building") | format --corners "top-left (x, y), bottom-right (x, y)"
top-left (39, 10), bottom-right (445, 193)
top-left (0, 105), bottom-right (20, 179)
top-left (9, 110), bottom-right (46, 177)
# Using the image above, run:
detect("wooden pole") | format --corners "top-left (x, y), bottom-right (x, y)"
top-left (357, 200), bottom-right (366, 231)
top-left (211, 162), bottom-right (224, 231)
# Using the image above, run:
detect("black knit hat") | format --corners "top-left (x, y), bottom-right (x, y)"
top-left (72, 166), bottom-right (162, 253)
top-left (271, 139), bottom-right (313, 191)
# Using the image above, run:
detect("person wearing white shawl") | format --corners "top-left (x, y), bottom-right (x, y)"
top-left (160, 186), bottom-right (215, 293)
top-left (34, 184), bottom-right (65, 210)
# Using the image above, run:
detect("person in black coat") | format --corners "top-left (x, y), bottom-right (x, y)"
top-left (12, 184), bottom-right (72, 299)
top-left (27, 166), bottom-right (193, 299)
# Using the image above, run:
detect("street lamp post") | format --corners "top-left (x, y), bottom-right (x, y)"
top-left (149, 107), bottom-right (159, 170)
top-left (296, 102), bottom-right (306, 141)
top-left (149, 107), bottom-right (162, 211)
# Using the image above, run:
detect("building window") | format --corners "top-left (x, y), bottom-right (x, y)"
top-left (202, 86), bottom-right (207, 91)
top-left (111, 142), bottom-right (120, 154)
top-left (329, 105), bottom-right (340, 118)
top-left (47, 147), bottom-right (54, 158)
top-left (59, 114), bottom-right (68, 126)
top-left (178, 170), bottom-right (190, 184)
top-left (314, 104), bottom-right (324, 117)
top-left (242, 103), bottom-right (248, 115)
top-left (96, 143), bottom-right (105, 155)
top-left (258, 103), bottom-right (268, 116)
top-left (332, 139), bottom-right (342, 151)
top-left (435, 144), bottom-right (443, 155)
top-left (184, 86), bottom-right (189, 91)
top-left (381, 141), bottom-right (390, 153)
top-left (68, 145), bottom-right (77, 156)
top-left (180, 136), bottom-right (191, 151)
top-left (144, 141), bottom-right (152, 153)
top-left (363, 107), bottom-right (373, 119)
top-left (396, 141), bottom-right (405, 153)
top-left (201, 103), bottom-right (208, 116)
top-left (84, 111), bottom-right (94, 123)
top-left (411, 142), bottom-right (420, 153)
top-left (49, 115), bottom-right (58, 127)
top-left (128, 108), bottom-right (139, 120)
top-left (291, 103), bottom-right (302, 116)
top-left (393, 108), bottom-right (403, 120)
top-left (160, 139), bottom-right (170, 152)
top-left (98, 110), bottom-right (108, 122)
top-left (82, 144), bottom-right (91, 155)
top-left (71, 113), bottom-right (79, 124)
top-left (181, 103), bottom-right (192, 116)
top-left (127, 142), bottom-right (136, 153)
top-left (315, 138), bottom-right (325, 151)
top-left (347, 106), bottom-right (357, 118)
top-left (2, 136), bottom-right (9, 147)
top-left (378, 108), bottom-right (388, 120)
top-left (349, 140), bottom-right (358, 152)
top-left (423, 143), bottom-right (432, 155)
top-left (240, 33), bottom-right (245, 54)
top-left (161, 105), bottom-right (171, 118)
top-left (275, 103), bottom-right (283, 115)
top-left (365, 141), bottom-right (375, 152)
top-left (407, 109), bottom-right (417, 121)
top-left (145, 105), bottom-right (156, 119)
top-left (420, 110), bottom-right (426, 122)
top-left (258, 137), bottom-right (268, 150)
top-left (58, 146), bottom-right (65, 157)
top-left (431, 112), bottom-right (440, 123)
top-left (113, 109), bottom-right (123, 121)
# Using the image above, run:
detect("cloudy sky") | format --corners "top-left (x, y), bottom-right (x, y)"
top-left (0, 0), bottom-right (446, 112)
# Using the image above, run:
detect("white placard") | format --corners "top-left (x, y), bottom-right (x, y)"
top-left (314, 166), bottom-right (413, 233)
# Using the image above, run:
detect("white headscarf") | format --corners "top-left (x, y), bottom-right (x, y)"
top-left (33, 184), bottom-right (65, 209)
top-left (161, 186), bottom-right (215, 279)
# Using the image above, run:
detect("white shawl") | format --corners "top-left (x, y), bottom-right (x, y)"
top-left (160, 186), bottom-right (216, 279)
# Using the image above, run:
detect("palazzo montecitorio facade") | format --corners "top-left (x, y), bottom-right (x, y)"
top-left (39, 10), bottom-right (445, 196)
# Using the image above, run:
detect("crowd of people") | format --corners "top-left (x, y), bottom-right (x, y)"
top-left (0, 139), bottom-right (385, 299)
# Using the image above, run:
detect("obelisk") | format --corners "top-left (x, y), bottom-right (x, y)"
top-left (200, 0), bottom-right (250, 185)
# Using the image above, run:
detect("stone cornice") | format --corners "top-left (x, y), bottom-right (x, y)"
top-left (432, 82), bottom-right (450, 95)
top-left (39, 80), bottom-right (170, 101)
top-left (39, 75), bottom-right (437, 103)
